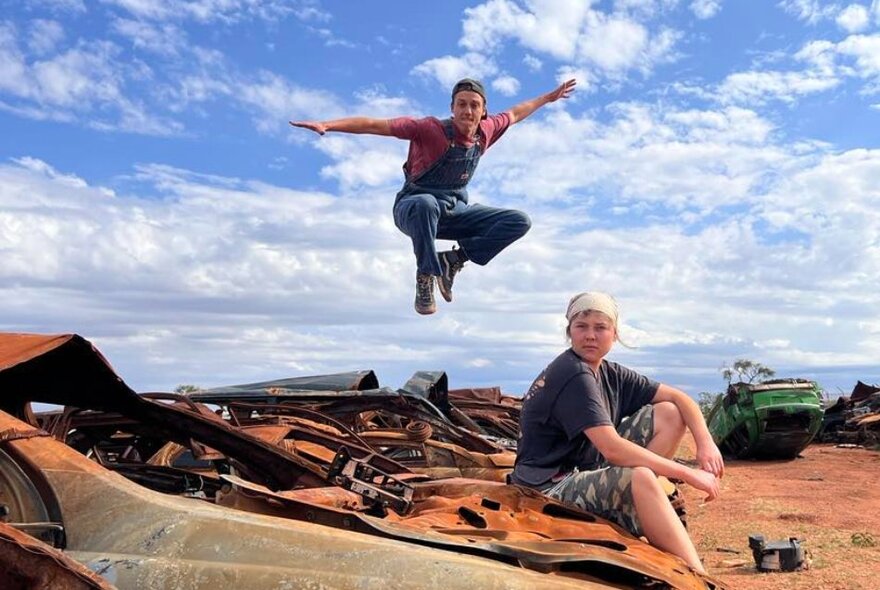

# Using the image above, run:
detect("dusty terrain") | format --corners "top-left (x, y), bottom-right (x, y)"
top-left (678, 437), bottom-right (880, 590)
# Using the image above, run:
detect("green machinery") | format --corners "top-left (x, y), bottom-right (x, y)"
top-left (706, 379), bottom-right (825, 459)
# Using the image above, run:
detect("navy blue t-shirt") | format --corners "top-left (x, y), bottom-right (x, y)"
top-left (511, 348), bottom-right (659, 488)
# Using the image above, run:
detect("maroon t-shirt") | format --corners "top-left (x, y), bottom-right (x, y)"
top-left (388, 113), bottom-right (512, 179)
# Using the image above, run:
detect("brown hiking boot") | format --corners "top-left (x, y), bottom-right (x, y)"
top-left (437, 250), bottom-right (464, 303)
top-left (415, 273), bottom-right (436, 315)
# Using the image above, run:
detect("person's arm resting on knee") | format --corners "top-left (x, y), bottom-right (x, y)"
top-left (584, 424), bottom-right (721, 502)
top-left (652, 384), bottom-right (725, 477)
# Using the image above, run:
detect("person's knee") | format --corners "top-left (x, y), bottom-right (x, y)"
top-left (631, 466), bottom-right (658, 489)
top-left (407, 194), bottom-right (440, 219)
top-left (511, 210), bottom-right (531, 237)
top-left (654, 401), bottom-right (685, 435)
top-left (394, 195), bottom-right (440, 233)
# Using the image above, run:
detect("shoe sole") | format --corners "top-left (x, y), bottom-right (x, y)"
top-left (438, 258), bottom-right (454, 303)
top-left (437, 282), bottom-right (452, 303)
top-left (415, 305), bottom-right (437, 315)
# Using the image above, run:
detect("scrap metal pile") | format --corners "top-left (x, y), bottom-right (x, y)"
top-left (818, 381), bottom-right (880, 447)
top-left (0, 332), bottom-right (725, 589)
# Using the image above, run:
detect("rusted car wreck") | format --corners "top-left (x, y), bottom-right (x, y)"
top-left (819, 381), bottom-right (880, 447)
top-left (0, 333), bottom-right (725, 589)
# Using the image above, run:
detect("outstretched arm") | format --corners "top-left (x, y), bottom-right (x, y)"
top-left (653, 384), bottom-right (725, 477)
top-left (289, 117), bottom-right (393, 137)
top-left (506, 79), bottom-right (576, 125)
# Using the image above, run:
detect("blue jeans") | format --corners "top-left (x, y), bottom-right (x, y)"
top-left (393, 193), bottom-right (531, 276)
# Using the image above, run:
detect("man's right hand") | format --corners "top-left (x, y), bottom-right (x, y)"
top-left (289, 121), bottom-right (327, 135)
top-left (687, 468), bottom-right (721, 502)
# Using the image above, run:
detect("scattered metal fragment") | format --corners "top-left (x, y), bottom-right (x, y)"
top-left (747, 534), bottom-right (806, 572)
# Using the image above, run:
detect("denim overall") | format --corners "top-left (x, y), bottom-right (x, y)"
top-left (392, 119), bottom-right (531, 276)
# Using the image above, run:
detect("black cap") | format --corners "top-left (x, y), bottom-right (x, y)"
top-left (451, 78), bottom-right (487, 103)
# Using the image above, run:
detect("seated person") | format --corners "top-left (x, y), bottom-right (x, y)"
top-left (511, 291), bottom-right (723, 573)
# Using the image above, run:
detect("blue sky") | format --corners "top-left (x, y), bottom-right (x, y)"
top-left (1, 0), bottom-right (879, 398)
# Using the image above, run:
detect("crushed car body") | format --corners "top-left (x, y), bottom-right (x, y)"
top-left (706, 379), bottom-right (824, 459)
top-left (1, 332), bottom-right (726, 589)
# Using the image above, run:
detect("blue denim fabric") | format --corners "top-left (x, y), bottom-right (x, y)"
top-left (393, 119), bottom-right (531, 275)
top-left (393, 196), bottom-right (531, 275)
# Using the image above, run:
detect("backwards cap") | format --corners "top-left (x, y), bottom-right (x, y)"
top-left (451, 78), bottom-right (487, 102)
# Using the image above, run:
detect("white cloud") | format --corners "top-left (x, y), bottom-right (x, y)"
top-left (522, 54), bottom-right (543, 72)
top-left (613, 0), bottom-right (679, 18)
top-left (0, 25), bottom-right (183, 135)
top-left (27, 19), bottom-right (65, 55)
top-left (716, 37), bottom-right (843, 104)
top-left (836, 34), bottom-right (880, 76)
top-left (450, 0), bottom-right (682, 84)
top-left (836, 4), bottom-right (871, 31)
top-left (778, 0), bottom-right (840, 24)
top-left (235, 71), bottom-right (346, 134)
top-left (690, 0), bottom-right (722, 19)
top-left (25, 0), bottom-right (86, 13)
top-left (718, 69), bottom-right (840, 104)
top-left (577, 14), bottom-right (650, 73)
top-left (110, 18), bottom-right (187, 56)
top-left (411, 52), bottom-right (499, 90)
top-left (461, 0), bottom-right (589, 59)
top-left (100, 0), bottom-right (171, 20)
top-left (491, 74), bottom-right (521, 96)
top-left (0, 24), bottom-right (29, 97)
top-left (98, 0), bottom-right (329, 24)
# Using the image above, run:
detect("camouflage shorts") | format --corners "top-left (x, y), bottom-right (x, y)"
top-left (545, 404), bottom-right (654, 537)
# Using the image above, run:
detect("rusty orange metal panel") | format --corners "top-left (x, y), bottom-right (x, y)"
top-left (0, 521), bottom-right (116, 589)
top-left (0, 333), bottom-right (74, 372)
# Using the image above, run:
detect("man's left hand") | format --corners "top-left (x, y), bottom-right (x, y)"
top-left (548, 79), bottom-right (577, 102)
top-left (696, 441), bottom-right (725, 478)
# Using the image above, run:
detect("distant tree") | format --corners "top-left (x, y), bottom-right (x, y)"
top-left (697, 391), bottom-right (721, 419)
top-left (174, 384), bottom-right (201, 394)
top-left (721, 359), bottom-right (775, 385)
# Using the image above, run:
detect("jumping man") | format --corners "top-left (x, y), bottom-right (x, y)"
top-left (291, 78), bottom-right (576, 315)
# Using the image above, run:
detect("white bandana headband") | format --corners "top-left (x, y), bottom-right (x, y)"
top-left (565, 291), bottom-right (619, 329)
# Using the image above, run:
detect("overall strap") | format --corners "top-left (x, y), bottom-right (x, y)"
top-left (441, 118), bottom-right (455, 146)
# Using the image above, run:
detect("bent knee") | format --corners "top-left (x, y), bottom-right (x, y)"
top-left (630, 466), bottom-right (661, 492)
top-left (510, 210), bottom-right (531, 236)
top-left (653, 401), bottom-right (685, 430)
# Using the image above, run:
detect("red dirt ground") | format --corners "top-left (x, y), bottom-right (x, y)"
top-left (677, 436), bottom-right (880, 590)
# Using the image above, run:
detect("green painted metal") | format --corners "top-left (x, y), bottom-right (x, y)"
top-left (706, 379), bottom-right (825, 459)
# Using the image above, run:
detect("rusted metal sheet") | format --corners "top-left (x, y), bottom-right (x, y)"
top-left (0, 521), bottom-right (116, 590)
top-left (193, 370), bottom-right (381, 401)
top-left (219, 474), bottom-right (721, 589)
top-left (0, 333), bottom-right (77, 372)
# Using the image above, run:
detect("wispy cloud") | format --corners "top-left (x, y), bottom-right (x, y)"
top-left (778, 0), bottom-right (840, 24)
top-left (98, 0), bottom-right (327, 24)
top-left (690, 0), bottom-right (722, 19)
